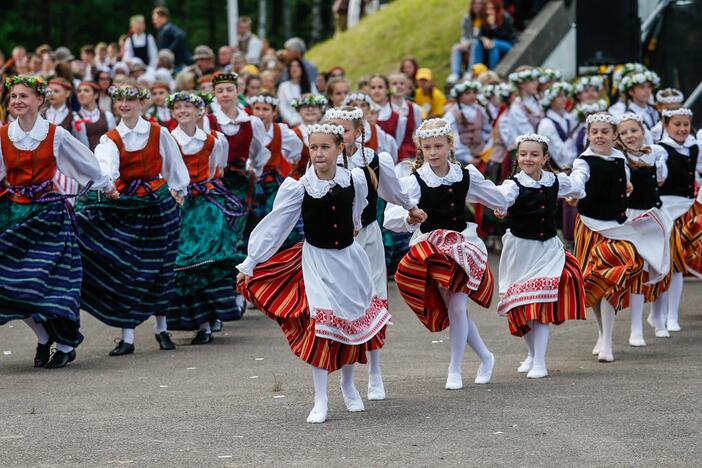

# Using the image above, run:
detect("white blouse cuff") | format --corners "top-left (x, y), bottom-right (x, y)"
top-left (237, 257), bottom-right (257, 277)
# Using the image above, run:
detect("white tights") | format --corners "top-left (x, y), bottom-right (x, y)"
top-left (525, 321), bottom-right (550, 371)
top-left (23, 318), bottom-right (50, 345)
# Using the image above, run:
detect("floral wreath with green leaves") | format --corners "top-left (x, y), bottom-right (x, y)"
top-left (194, 91), bottom-right (214, 106)
top-left (540, 81), bottom-right (573, 109)
top-left (450, 80), bottom-right (481, 99)
top-left (5, 75), bottom-right (51, 97)
top-left (166, 91), bottom-right (206, 110)
top-left (108, 85), bottom-right (151, 100)
top-left (291, 94), bottom-right (328, 110)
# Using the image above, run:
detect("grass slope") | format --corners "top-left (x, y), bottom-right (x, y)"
top-left (307, 0), bottom-right (467, 88)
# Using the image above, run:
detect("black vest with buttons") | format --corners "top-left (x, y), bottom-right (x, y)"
top-left (628, 163), bottom-right (661, 210)
top-left (415, 167), bottom-right (471, 234)
top-left (577, 156), bottom-right (628, 223)
top-left (507, 176), bottom-right (559, 240)
top-left (659, 143), bottom-right (699, 199)
top-left (361, 153), bottom-right (380, 227)
top-left (301, 181), bottom-right (355, 249)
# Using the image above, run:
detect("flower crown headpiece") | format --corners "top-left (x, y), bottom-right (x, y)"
top-left (5, 75), bottom-right (51, 97)
top-left (618, 112), bottom-right (642, 123)
top-left (538, 67), bottom-right (562, 84)
top-left (291, 94), bottom-right (328, 109)
top-left (343, 92), bottom-right (373, 106)
top-left (586, 112), bottom-right (619, 126)
top-left (620, 71), bottom-right (660, 93)
top-left (415, 119), bottom-right (452, 139)
top-left (194, 91), bottom-right (214, 106)
top-left (212, 72), bottom-right (239, 86)
top-left (575, 99), bottom-right (608, 117)
top-left (656, 88), bottom-right (684, 104)
top-left (166, 92), bottom-right (205, 110)
top-left (494, 82), bottom-right (515, 101)
top-left (540, 81), bottom-right (573, 108)
top-left (450, 80), bottom-right (481, 98)
top-left (249, 94), bottom-right (279, 107)
top-left (662, 108), bottom-right (693, 118)
top-left (515, 133), bottom-right (550, 145)
top-left (613, 63), bottom-right (646, 88)
top-left (508, 68), bottom-right (540, 85)
top-left (324, 107), bottom-right (363, 121)
top-left (108, 85), bottom-right (151, 100)
top-left (307, 123), bottom-right (344, 136)
top-left (573, 75), bottom-right (604, 94)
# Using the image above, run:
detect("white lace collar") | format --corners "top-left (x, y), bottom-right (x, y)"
top-left (515, 169), bottom-right (556, 187)
top-left (300, 165), bottom-right (352, 198)
top-left (8, 116), bottom-right (50, 142)
top-left (344, 145), bottom-right (375, 169)
top-left (660, 135), bottom-right (697, 151)
top-left (581, 146), bottom-right (625, 161)
top-left (417, 162), bottom-right (464, 187)
top-left (624, 148), bottom-right (657, 167)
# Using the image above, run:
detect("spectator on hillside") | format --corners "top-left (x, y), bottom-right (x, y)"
top-left (400, 56), bottom-right (419, 91)
top-left (473, 0), bottom-right (515, 70)
top-left (281, 38), bottom-right (318, 84)
top-left (448, 0), bottom-right (485, 84)
top-left (278, 57), bottom-right (318, 127)
top-left (123, 15), bottom-right (159, 70)
top-left (414, 68), bottom-right (446, 119)
top-left (236, 16), bottom-right (263, 66)
top-left (152, 6), bottom-right (191, 69)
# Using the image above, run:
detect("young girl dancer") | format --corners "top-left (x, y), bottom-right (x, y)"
top-left (388, 72), bottom-right (422, 161)
top-left (326, 77), bottom-right (350, 109)
top-left (445, 80), bottom-right (492, 165)
top-left (494, 133), bottom-right (586, 378)
top-left (508, 67), bottom-right (543, 138)
top-left (386, 118), bottom-right (509, 389)
top-left (569, 112), bottom-right (669, 362)
top-left (0, 76), bottom-right (111, 368)
top-left (651, 88), bottom-right (684, 143)
top-left (613, 71), bottom-right (660, 135)
top-left (237, 123), bottom-right (393, 424)
top-left (343, 92), bottom-right (398, 161)
top-left (165, 92), bottom-right (245, 343)
top-left (76, 83), bottom-right (189, 356)
top-left (326, 106), bottom-right (424, 399)
top-left (368, 74), bottom-right (406, 150)
top-left (616, 113), bottom-right (672, 345)
top-left (651, 108), bottom-right (702, 333)
top-left (290, 94), bottom-right (328, 179)
top-left (75, 80), bottom-right (117, 151)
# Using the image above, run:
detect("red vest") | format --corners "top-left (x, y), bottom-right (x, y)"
top-left (366, 124), bottom-right (379, 152)
top-left (217, 118), bottom-right (254, 172)
top-left (377, 109), bottom-right (400, 140)
top-left (399, 104), bottom-right (417, 161)
top-left (179, 133), bottom-right (216, 195)
top-left (263, 123), bottom-right (291, 177)
top-left (106, 123), bottom-right (166, 196)
top-left (291, 126), bottom-right (309, 180)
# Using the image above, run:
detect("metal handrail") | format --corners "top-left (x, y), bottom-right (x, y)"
top-left (684, 80), bottom-right (702, 108)
top-left (641, 0), bottom-right (673, 42)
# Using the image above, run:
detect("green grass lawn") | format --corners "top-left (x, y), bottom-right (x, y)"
top-left (307, 0), bottom-right (468, 88)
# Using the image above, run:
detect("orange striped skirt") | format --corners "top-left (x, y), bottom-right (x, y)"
top-left (506, 252), bottom-right (586, 337)
top-left (237, 243), bottom-right (385, 373)
top-left (671, 202), bottom-right (702, 275)
top-left (574, 217), bottom-right (644, 311)
top-left (395, 239), bottom-right (494, 333)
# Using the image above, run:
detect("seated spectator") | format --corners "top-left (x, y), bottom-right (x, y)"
top-left (473, 0), bottom-right (515, 70)
top-left (414, 68), bottom-right (446, 119)
top-left (448, 0), bottom-right (485, 84)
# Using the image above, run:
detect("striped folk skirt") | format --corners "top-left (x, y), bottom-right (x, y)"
top-left (237, 243), bottom-right (385, 373)
top-left (574, 217), bottom-right (644, 311)
top-left (216, 171), bottom-right (254, 264)
top-left (75, 187), bottom-right (181, 329)
top-left (0, 199), bottom-right (84, 347)
top-left (506, 252), bottom-right (586, 337)
top-left (168, 193), bottom-right (242, 330)
top-left (671, 202), bottom-right (702, 276)
top-left (395, 239), bottom-right (494, 333)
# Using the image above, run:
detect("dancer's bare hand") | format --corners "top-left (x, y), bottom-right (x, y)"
top-left (626, 182), bottom-right (633, 194)
top-left (565, 197), bottom-right (578, 207)
top-left (105, 188), bottom-right (120, 200)
top-left (406, 207), bottom-right (427, 225)
top-left (236, 272), bottom-right (251, 285)
top-left (171, 189), bottom-right (185, 206)
top-left (493, 210), bottom-right (507, 219)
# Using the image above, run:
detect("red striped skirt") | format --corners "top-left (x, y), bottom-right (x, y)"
top-left (506, 252), bottom-right (586, 337)
top-left (574, 217), bottom-right (644, 311)
top-left (237, 243), bottom-right (385, 373)
top-left (395, 239), bottom-right (494, 333)
top-left (671, 202), bottom-right (702, 275)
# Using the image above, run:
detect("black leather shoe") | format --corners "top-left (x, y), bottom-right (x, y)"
top-left (109, 340), bottom-right (135, 356)
top-left (34, 342), bottom-right (53, 368)
top-left (45, 349), bottom-right (76, 369)
top-left (155, 332), bottom-right (176, 350)
top-left (210, 319), bottom-right (223, 333)
top-left (190, 329), bottom-right (213, 345)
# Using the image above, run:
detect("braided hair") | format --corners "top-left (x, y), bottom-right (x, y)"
top-left (510, 139), bottom-right (556, 177)
top-left (339, 105), bottom-right (378, 190)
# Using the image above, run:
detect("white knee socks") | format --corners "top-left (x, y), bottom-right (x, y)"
top-left (199, 322), bottom-right (212, 334)
top-left (56, 343), bottom-right (74, 353)
top-left (518, 331), bottom-right (535, 373)
top-left (154, 315), bottom-right (168, 334)
top-left (23, 318), bottom-right (50, 345)
top-left (591, 301), bottom-right (603, 355)
top-left (446, 293), bottom-right (469, 376)
top-left (629, 293), bottom-right (646, 346)
top-left (528, 322), bottom-right (549, 378)
top-left (122, 328), bottom-right (135, 344)
top-left (340, 364), bottom-right (364, 412)
top-left (667, 272), bottom-right (683, 331)
top-left (649, 292), bottom-right (670, 337)
top-left (307, 367), bottom-right (329, 423)
top-left (598, 299), bottom-right (615, 362)
top-left (367, 349), bottom-right (385, 400)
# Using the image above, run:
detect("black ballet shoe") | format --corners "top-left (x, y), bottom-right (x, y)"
top-left (155, 332), bottom-right (176, 350)
top-left (109, 340), bottom-right (135, 356)
top-left (190, 329), bottom-right (213, 345)
top-left (210, 319), bottom-right (223, 333)
top-left (34, 342), bottom-right (53, 368)
top-left (45, 349), bottom-right (76, 369)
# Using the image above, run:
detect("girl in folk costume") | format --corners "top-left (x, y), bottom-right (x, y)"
top-left (609, 63), bottom-right (648, 116)
top-left (651, 88), bottom-right (684, 143)
top-left (616, 113), bottom-right (673, 345)
top-left (249, 93), bottom-right (303, 230)
top-left (147, 81), bottom-right (177, 131)
top-left (325, 77), bottom-right (350, 109)
top-left (494, 134), bottom-right (586, 378)
top-left (0, 76), bottom-right (112, 368)
top-left (570, 76), bottom-right (607, 157)
top-left (165, 92), bottom-right (246, 343)
top-left (210, 72), bottom-right (271, 264)
top-left (388, 72), bottom-right (423, 162)
top-left (75, 83), bottom-right (190, 356)
top-left (649, 108), bottom-right (702, 333)
top-left (611, 70), bottom-right (661, 143)
top-left (326, 106), bottom-right (424, 399)
top-left (237, 123), bottom-right (393, 424)
top-left (386, 119), bottom-right (510, 389)
top-left (537, 67), bottom-right (562, 94)
top-left (507, 67), bottom-right (544, 141)
top-left (289, 94), bottom-right (328, 179)
top-left (74, 81), bottom-right (117, 151)
top-left (343, 92), bottom-right (398, 161)
top-left (480, 83), bottom-right (502, 125)
top-left (444, 80), bottom-right (492, 165)
top-left (368, 74), bottom-right (407, 150)
top-left (569, 112), bottom-right (669, 362)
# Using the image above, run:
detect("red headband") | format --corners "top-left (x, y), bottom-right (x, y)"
top-left (79, 81), bottom-right (100, 92)
top-left (48, 79), bottom-right (72, 90)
